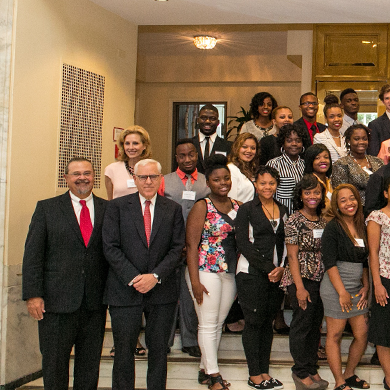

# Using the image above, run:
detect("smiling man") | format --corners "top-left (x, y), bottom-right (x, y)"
top-left (193, 104), bottom-right (232, 173)
top-left (294, 92), bottom-right (327, 150)
top-left (22, 157), bottom-right (108, 390)
top-left (368, 84), bottom-right (390, 156)
top-left (103, 158), bottom-right (185, 390)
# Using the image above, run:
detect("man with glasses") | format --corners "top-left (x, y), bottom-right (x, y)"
top-left (103, 158), bottom-right (185, 390)
top-left (294, 92), bottom-right (327, 150)
top-left (192, 104), bottom-right (232, 173)
top-left (22, 157), bottom-right (108, 389)
top-left (162, 139), bottom-right (209, 357)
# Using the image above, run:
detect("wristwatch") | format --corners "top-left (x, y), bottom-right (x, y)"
top-left (152, 273), bottom-right (161, 283)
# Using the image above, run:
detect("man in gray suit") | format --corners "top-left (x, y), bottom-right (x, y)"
top-left (163, 139), bottom-right (210, 357)
top-left (22, 157), bottom-right (108, 390)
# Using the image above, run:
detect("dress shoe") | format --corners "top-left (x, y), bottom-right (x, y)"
top-left (182, 345), bottom-right (201, 357)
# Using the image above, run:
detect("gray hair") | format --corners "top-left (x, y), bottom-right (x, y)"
top-left (134, 158), bottom-right (162, 174)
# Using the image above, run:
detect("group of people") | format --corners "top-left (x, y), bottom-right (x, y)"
top-left (21, 84), bottom-right (390, 390)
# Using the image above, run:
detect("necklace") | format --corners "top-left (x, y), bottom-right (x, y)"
top-left (349, 153), bottom-right (370, 169)
top-left (124, 160), bottom-right (135, 175)
top-left (300, 210), bottom-right (319, 222)
top-left (262, 201), bottom-right (277, 228)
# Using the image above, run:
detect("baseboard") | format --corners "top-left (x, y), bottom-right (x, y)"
top-left (0, 370), bottom-right (42, 390)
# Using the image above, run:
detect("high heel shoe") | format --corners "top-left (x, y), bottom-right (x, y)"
top-left (309, 375), bottom-right (329, 390)
top-left (292, 373), bottom-right (320, 390)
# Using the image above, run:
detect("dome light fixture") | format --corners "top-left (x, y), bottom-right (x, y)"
top-left (193, 36), bottom-right (217, 50)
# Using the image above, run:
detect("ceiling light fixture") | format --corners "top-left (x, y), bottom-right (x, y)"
top-left (193, 36), bottom-right (217, 50)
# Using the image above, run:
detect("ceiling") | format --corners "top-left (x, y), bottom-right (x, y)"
top-left (90, 0), bottom-right (390, 25)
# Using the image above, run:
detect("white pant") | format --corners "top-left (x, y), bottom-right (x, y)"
top-left (185, 269), bottom-right (237, 374)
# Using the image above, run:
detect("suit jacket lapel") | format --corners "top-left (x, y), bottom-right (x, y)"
top-left (128, 195), bottom-right (149, 248)
top-left (87, 194), bottom-right (104, 247)
top-left (193, 135), bottom-right (204, 167)
top-left (149, 195), bottom-right (164, 245)
top-left (58, 192), bottom-right (85, 245)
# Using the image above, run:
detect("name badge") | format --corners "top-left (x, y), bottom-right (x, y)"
top-left (127, 179), bottom-right (136, 188)
top-left (327, 191), bottom-right (332, 201)
top-left (362, 166), bottom-right (372, 175)
top-left (228, 209), bottom-right (237, 220)
top-left (313, 229), bottom-right (324, 239)
top-left (182, 191), bottom-right (196, 200)
top-left (215, 151), bottom-right (227, 156)
top-left (355, 238), bottom-right (365, 247)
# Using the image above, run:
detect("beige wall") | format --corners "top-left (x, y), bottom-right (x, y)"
top-left (2, 0), bottom-right (137, 383)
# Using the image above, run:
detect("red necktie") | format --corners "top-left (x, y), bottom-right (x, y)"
top-left (79, 200), bottom-right (93, 246)
top-left (144, 200), bottom-right (151, 246)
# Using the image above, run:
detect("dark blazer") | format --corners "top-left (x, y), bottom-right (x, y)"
top-left (192, 133), bottom-right (232, 174)
top-left (294, 117), bottom-right (327, 151)
top-left (22, 192), bottom-right (108, 313)
top-left (102, 192), bottom-right (185, 306)
top-left (365, 163), bottom-right (390, 217)
top-left (367, 113), bottom-right (390, 156)
top-left (235, 196), bottom-right (288, 275)
top-left (259, 135), bottom-right (280, 165)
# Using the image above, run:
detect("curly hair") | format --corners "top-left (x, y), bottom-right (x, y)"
top-left (304, 144), bottom-right (332, 177)
top-left (330, 183), bottom-right (367, 246)
top-left (255, 165), bottom-right (280, 185)
top-left (228, 133), bottom-right (259, 180)
top-left (250, 92), bottom-right (278, 120)
top-left (344, 124), bottom-right (370, 151)
top-left (277, 123), bottom-right (306, 148)
top-left (117, 126), bottom-right (152, 162)
top-left (293, 174), bottom-right (326, 215)
top-left (204, 154), bottom-right (230, 180)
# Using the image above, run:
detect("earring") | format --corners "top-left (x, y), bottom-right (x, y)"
top-left (280, 146), bottom-right (285, 153)
top-left (301, 146), bottom-right (305, 153)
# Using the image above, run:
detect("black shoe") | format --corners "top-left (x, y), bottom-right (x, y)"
top-left (371, 351), bottom-right (380, 365)
top-left (384, 378), bottom-right (390, 390)
top-left (181, 345), bottom-right (201, 357)
top-left (248, 379), bottom-right (274, 389)
top-left (273, 325), bottom-right (290, 334)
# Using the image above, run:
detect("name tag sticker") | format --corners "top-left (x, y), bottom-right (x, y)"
top-left (215, 151), bottom-right (227, 156)
top-left (182, 191), bottom-right (196, 200)
top-left (228, 209), bottom-right (237, 220)
top-left (362, 167), bottom-right (373, 175)
top-left (327, 191), bottom-right (332, 200)
top-left (313, 229), bottom-right (324, 239)
top-left (127, 179), bottom-right (136, 188)
top-left (355, 238), bottom-right (365, 247)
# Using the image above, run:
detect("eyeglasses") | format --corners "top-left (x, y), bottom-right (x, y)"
top-left (134, 174), bottom-right (161, 182)
top-left (301, 102), bottom-right (319, 107)
top-left (67, 171), bottom-right (93, 177)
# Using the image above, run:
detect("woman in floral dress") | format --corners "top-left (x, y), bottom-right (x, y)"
top-left (186, 154), bottom-right (241, 390)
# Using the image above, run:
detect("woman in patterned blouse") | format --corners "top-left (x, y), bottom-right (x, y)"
top-left (331, 124), bottom-right (383, 205)
top-left (281, 174), bottom-right (328, 390)
top-left (186, 154), bottom-right (241, 390)
top-left (267, 124), bottom-right (306, 214)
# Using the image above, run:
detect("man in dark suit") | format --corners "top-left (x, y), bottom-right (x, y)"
top-left (103, 158), bottom-right (185, 390)
top-left (294, 92), bottom-right (327, 151)
top-left (22, 157), bottom-right (108, 390)
top-left (368, 84), bottom-right (390, 156)
top-left (192, 104), bottom-right (232, 174)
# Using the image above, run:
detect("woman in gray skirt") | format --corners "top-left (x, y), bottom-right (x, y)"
top-left (320, 183), bottom-right (370, 390)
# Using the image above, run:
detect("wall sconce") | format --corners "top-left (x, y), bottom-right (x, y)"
top-left (193, 36), bottom-right (217, 50)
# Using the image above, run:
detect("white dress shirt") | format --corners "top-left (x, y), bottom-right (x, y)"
top-left (198, 132), bottom-right (217, 157)
top-left (69, 191), bottom-right (95, 226)
top-left (340, 114), bottom-right (362, 136)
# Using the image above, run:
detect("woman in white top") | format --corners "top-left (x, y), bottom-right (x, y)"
top-left (105, 126), bottom-right (152, 200)
top-left (240, 92), bottom-right (278, 141)
top-left (227, 132), bottom-right (259, 203)
top-left (314, 95), bottom-right (347, 163)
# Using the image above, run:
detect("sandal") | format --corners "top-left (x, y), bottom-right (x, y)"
top-left (134, 346), bottom-right (146, 356)
top-left (334, 385), bottom-right (349, 390)
top-left (198, 370), bottom-right (211, 385)
top-left (209, 375), bottom-right (230, 390)
top-left (345, 375), bottom-right (370, 389)
top-left (110, 347), bottom-right (115, 358)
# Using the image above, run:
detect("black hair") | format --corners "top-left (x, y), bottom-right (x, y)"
top-left (384, 176), bottom-right (390, 194)
top-left (323, 94), bottom-right (342, 117)
top-left (340, 88), bottom-right (357, 101)
top-left (175, 138), bottom-right (195, 149)
top-left (277, 123), bottom-right (306, 148)
top-left (255, 165), bottom-right (280, 185)
top-left (304, 144), bottom-right (333, 177)
top-left (344, 124), bottom-right (370, 150)
top-left (293, 174), bottom-right (326, 215)
top-left (199, 104), bottom-right (219, 116)
top-left (250, 92), bottom-right (278, 120)
top-left (204, 154), bottom-right (229, 180)
top-left (299, 92), bottom-right (317, 105)
top-left (65, 157), bottom-right (94, 174)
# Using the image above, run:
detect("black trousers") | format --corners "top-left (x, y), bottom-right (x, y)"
top-left (38, 301), bottom-right (107, 390)
top-left (236, 272), bottom-right (284, 376)
top-left (287, 279), bottom-right (323, 379)
top-left (110, 301), bottom-right (176, 390)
